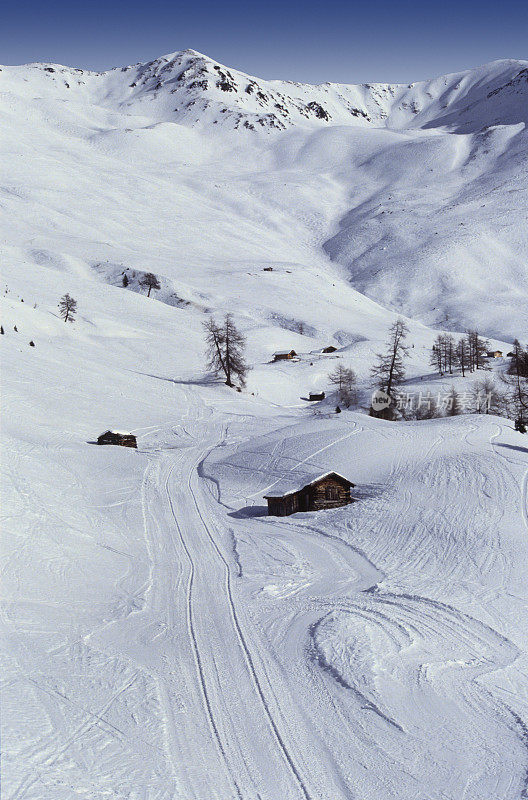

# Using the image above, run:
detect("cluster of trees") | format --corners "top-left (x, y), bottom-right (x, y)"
top-left (505, 339), bottom-right (528, 432)
top-left (508, 340), bottom-right (528, 379)
top-left (369, 317), bottom-right (527, 431)
top-left (431, 330), bottom-right (489, 377)
top-left (410, 377), bottom-right (508, 420)
top-left (201, 310), bottom-right (527, 433)
top-left (120, 271), bottom-right (161, 297)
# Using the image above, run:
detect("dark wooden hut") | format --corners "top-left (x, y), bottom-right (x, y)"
top-left (97, 430), bottom-right (137, 448)
top-left (308, 391), bottom-right (325, 401)
top-left (273, 349), bottom-right (297, 361)
top-left (322, 345), bottom-right (337, 353)
top-left (264, 472), bottom-right (354, 516)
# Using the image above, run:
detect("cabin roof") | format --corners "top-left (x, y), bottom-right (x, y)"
top-left (273, 349), bottom-right (296, 356)
top-left (264, 470), bottom-right (354, 499)
top-left (101, 429), bottom-right (134, 436)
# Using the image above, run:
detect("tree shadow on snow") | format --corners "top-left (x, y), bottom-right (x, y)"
top-left (496, 443), bottom-right (528, 455)
top-left (131, 370), bottom-right (219, 386)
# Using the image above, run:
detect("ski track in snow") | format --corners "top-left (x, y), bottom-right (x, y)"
top-left (3, 382), bottom-right (528, 799)
top-left (2, 49), bottom-right (528, 800)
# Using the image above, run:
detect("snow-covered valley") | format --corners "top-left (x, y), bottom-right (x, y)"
top-left (1, 49), bottom-right (528, 800)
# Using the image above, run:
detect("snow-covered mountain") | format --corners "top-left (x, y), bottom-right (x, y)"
top-left (1, 50), bottom-right (527, 338)
top-left (4, 49), bottom-right (528, 133)
top-left (2, 50), bottom-right (528, 800)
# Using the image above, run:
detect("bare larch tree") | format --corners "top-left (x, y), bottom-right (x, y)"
top-left (503, 339), bottom-right (528, 428)
top-left (371, 317), bottom-right (410, 402)
top-left (140, 272), bottom-right (161, 297)
top-left (328, 364), bottom-right (357, 407)
top-left (204, 314), bottom-right (248, 387)
top-left (58, 294), bottom-right (77, 323)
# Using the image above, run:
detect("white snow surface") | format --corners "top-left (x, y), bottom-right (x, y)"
top-left (1, 50), bottom-right (527, 335)
top-left (1, 49), bottom-right (528, 800)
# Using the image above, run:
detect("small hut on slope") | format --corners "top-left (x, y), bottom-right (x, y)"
top-left (97, 430), bottom-right (137, 448)
top-left (264, 471), bottom-right (354, 516)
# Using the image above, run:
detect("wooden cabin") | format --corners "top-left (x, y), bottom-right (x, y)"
top-left (97, 430), bottom-right (137, 448)
top-left (486, 350), bottom-right (503, 358)
top-left (308, 391), bottom-right (325, 401)
top-left (264, 472), bottom-right (354, 516)
top-left (273, 350), bottom-right (297, 361)
top-left (322, 345), bottom-right (337, 353)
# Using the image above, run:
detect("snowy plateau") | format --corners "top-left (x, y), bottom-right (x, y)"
top-left (1, 48), bottom-right (528, 800)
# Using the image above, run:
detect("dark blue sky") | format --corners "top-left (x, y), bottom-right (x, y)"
top-left (2, 0), bottom-right (527, 82)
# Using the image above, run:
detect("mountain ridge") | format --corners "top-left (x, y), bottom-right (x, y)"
top-left (3, 49), bottom-right (527, 133)
top-left (1, 48), bottom-right (527, 339)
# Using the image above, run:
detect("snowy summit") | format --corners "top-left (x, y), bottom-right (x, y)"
top-left (1, 45), bottom-right (528, 800)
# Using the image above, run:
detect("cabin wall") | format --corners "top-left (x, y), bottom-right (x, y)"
top-left (97, 434), bottom-right (137, 448)
top-left (266, 478), bottom-right (352, 516)
top-left (310, 478), bottom-right (351, 510)
top-left (119, 438), bottom-right (137, 448)
top-left (266, 493), bottom-right (300, 516)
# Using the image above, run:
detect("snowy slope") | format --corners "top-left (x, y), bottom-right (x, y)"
top-left (1, 48), bottom-right (528, 800)
top-left (2, 281), bottom-right (527, 798)
top-left (1, 50), bottom-right (527, 336)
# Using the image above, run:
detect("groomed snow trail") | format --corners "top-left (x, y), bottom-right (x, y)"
top-left (4, 381), bottom-right (528, 800)
top-left (132, 396), bottom-right (380, 800)
top-left (131, 396), bottom-right (528, 800)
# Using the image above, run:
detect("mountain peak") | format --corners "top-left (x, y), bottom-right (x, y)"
top-left (2, 51), bottom-right (527, 134)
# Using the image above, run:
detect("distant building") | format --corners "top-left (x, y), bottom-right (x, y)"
top-left (321, 345), bottom-right (337, 353)
top-left (486, 350), bottom-right (503, 358)
top-left (97, 430), bottom-right (137, 448)
top-left (308, 391), bottom-right (325, 401)
top-left (264, 471), bottom-right (355, 516)
top-left (507, 351), bottom-right (515, 358)
top-left (273, 350), bottom-right (297, 361)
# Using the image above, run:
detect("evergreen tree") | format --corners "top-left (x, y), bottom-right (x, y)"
top-left (431, 336), bottom-right (444, 374)
top-left (122, 273), bottom-right (129, 287)
top-left (508, 339), bottom-right (528, 379)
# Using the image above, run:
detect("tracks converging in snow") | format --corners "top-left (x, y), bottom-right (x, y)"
top-left (3, 380), bottom-right (528, 800)
top-left (130, 397), bottom-right (528, 800)
top-left (139, 409), bottom-right (320, 799)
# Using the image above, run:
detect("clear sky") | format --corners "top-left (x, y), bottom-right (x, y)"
top-left (2, 0), bottom-right (526, 83)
